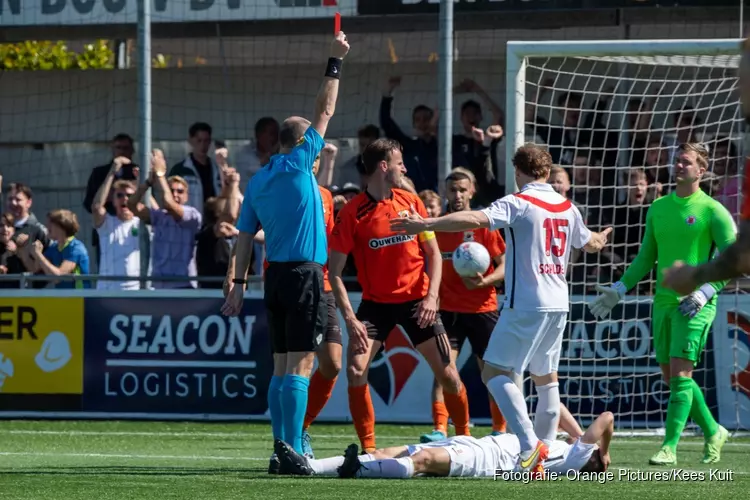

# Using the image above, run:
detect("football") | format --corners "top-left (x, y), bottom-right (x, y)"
top-left (452, 241), bottom-right (491, 278)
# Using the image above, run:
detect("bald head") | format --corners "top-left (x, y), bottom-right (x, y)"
top-left (280, 116), bottom-right (312, 149)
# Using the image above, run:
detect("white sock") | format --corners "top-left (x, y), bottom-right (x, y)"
top-left (486, 374), bottom-right (538, 451)
top-left (356, 457), bottom-right (415, 479)
top-left (534, 382), bottom-right (561, 445)
top-left (309, 456), bottom-right (345, 476)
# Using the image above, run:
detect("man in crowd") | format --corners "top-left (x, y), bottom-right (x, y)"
top-left (235, 117), bottom-right (280, 192)
top-left (82, 133), bottom-right (138, 268)
top-left (380, 76), bottom-right (438, 192)
top-left (129, 150), bottom-right (202, 289)
top-left (6, 183), bottom-right (49, 288)
top-left (169, 122), bottom-right (222, 216)
top-left (334, 124), bottom-right (380, 188)
top-left (90, 156), bottom-right (142, 290)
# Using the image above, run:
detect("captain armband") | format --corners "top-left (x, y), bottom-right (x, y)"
top-left (418, 231), bottom-right (436, 243)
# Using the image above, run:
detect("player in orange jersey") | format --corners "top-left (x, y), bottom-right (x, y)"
top-left (419, 168), bottom-right (509, 444)
top-left (663, 38), bottom-right (750, 292)
top-left (224, 153), bottom-right (341, 465)
top-left (328, 138), bottom-right (469, 453)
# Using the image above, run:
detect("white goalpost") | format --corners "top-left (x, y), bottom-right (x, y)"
top-left (505, 39), bottom-right (750, 433)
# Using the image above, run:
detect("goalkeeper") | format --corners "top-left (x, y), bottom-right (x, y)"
top-left (589, 143), bottom-right (735, 466)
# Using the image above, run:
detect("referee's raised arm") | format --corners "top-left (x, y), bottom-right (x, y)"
top-left (312, 31), bottom-right (350, 139)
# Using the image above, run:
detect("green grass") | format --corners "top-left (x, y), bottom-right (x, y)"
top-left (0, 420), bottom-right (746, 499)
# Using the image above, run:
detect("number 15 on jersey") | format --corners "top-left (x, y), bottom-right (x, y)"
top-left (544, 218), bottom-right (569, 257)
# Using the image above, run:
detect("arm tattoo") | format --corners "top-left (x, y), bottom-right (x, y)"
top-left (694, 223), bottom-right (750, 283)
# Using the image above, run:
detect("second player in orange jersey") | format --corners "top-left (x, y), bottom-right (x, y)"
top-left (419, 168), bottom-right (508, 444)
top-left (328, 138), bottom-right (470, 453)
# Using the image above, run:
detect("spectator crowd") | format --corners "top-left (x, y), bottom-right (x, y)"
top-left (0, 77), bottom-right (742, 292)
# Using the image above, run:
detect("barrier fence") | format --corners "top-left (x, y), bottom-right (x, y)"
top-left (0, 289), bottom-right (747, 431)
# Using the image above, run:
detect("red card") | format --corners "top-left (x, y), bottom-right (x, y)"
top-left (334, 12), bottom-right (341, 34)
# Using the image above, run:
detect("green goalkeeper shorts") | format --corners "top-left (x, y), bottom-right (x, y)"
top-left (651, 304), bottom-right (715, 365)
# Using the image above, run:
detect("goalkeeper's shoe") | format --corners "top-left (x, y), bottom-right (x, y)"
top-left (518, 440), bottom-right (549, 479)
top-left (268, 453), bottom-right (281, 475)
top-left (275, 439), bottom-right (314, 476)
top-left (701, 425), bottom-right (729, 464)
top-left (338, 443), bottom-right (363, 479)
top-left (301, 430), bottom-right (315, 459)
top-left (419, 430), bottom-right (447, 443)
top-left (649, 446), bottom-right (677, 466)
top-left (588, 282), bottom-right (626, 319)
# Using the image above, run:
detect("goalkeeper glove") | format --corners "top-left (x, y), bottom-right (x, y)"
top-left (588, 282), bottom-right (627, 319)
top-left (678, 284), bottom-right (716, 318)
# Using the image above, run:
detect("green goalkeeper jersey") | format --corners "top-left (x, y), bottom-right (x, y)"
top-left (620, 189), bottom-right (737, 307)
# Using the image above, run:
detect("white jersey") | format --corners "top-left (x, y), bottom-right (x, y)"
top-left (96, 214), bottom-right (141, 290)
top-left (481, 182), bottom-right (592, 312)
top-left (406, 434), bottom-right (595, 478)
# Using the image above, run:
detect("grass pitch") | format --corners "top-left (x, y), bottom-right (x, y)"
top-left (0, 420), bottom-right (746, 499)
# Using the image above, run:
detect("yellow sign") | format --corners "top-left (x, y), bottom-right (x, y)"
top-left (0, 298), bottom-right (84, 394)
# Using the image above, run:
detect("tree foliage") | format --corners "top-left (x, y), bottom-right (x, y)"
top-left (0, 40), bottom-right (115, 70)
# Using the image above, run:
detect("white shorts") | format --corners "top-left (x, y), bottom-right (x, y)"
top-left (406, 435), bottom-right (498, 477)
top-left (483, 309), bottom-right (567, 376)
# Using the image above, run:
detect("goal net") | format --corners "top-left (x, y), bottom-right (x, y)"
top-left (507, 39), bottom-right (750, 432)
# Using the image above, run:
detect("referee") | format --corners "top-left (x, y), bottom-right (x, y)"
top-left (221, 31), bottom-right (350, 468)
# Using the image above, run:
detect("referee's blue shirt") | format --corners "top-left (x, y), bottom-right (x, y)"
top-left (237, 126), bottom-right (327, 265)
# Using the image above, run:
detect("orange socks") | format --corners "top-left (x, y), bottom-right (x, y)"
top-left (489, 398), bottom-right (507, 433)
top-left (443, 385), bottom-right (470, 436)
top-left (303, 370), bottom-right (337, 430)
top-left (348, 384), bottom-right (376, 451)
top-left (431, 401), bottom-right (449, 434)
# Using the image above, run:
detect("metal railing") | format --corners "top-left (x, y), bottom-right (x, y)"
top-left (0, 273), bottom-right (361, 290)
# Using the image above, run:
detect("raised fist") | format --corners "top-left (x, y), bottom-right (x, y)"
top-left (386, 76), bottom-right (402, 94)
top-left (111, 156), bottom-right (131, 172)
top-left (322, 143), bottom-right (338, 157)
top-left (331, 31), bottom-right (350, 60)
top-left (471, 127), bottom-right (485, 143)
top-left (215, 147), bottom-right (229, 169)
top-left (151, 149), bottom-right (167, 177)
top-left (486, 125), bottom-right (504, 140)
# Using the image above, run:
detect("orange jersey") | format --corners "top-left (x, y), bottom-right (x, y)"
top-left (437, 228), bottom-right (506, 313)
top-left (742, 157), bottom-right (750, 221)
top-left (329, 188), bottom-right (432, 303)
top-left (263, 186), bottom-right (334, 292)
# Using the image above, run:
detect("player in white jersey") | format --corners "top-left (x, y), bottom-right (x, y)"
top-left (390, 144), bottom-right (612, 477)
top-left (274, 409), bottom-right (613, 479)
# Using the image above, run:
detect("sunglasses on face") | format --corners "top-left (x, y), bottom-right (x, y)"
top-left (171, 188), bottom-right (186, 195)
top-left (115, 192), bottom-right (133, 199)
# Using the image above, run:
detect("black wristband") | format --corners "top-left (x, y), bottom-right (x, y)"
top-left (232, 278), bottom-right (247, 285)
top-left (325, 57), bottom-right (342, 79)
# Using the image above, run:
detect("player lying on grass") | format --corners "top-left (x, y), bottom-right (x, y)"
top-left (274, 408), bottom-right (612, 479)
top-left (589, 143), bottom-right (734, 466)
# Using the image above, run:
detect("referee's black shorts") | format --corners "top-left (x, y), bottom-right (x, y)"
top-left (264, 261), bottom-right (328, 354)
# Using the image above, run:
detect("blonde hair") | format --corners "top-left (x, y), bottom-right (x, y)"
top-left (167, 175), bottom-right (189, 190)
top-left (418, 189), bottom-right (441, 206)
top-left (679, 142), bottom-right (709, 170)
top-left (113, 179), bottom-right (136, 192)
top-left (47, 209), bottom-right (80, 237)
top-left (549, 165), bottom-right (569, 179)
